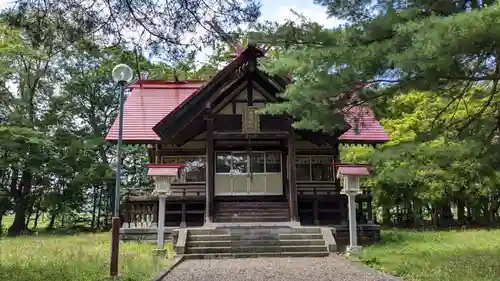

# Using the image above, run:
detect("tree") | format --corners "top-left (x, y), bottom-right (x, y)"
top-left (7, 0), bottom-right (261, 60)
top-left (256, 2), bottom-right (500, 139)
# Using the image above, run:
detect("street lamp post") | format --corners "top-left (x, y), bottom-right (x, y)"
top-left (110, 64), bottom-right (134, 279)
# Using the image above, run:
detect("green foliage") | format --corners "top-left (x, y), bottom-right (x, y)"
top-left (0, 233), bottom-right (170, 281)
top-left (257, 3), bottom-right (500, 136)
top-left (357, 229), bottom-right (500, 281)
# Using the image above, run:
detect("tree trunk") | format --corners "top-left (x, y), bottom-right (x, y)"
top-left (0, 208), bottom-right (5, 236)
top-left (91, 185), bottom-right (97, 229)
top-left (97, 186), bottom-right (103, 230)
top-left (47, 210), bottom-right (57, 230)
top-left (438, 199), bottom-right (455, 228)
top-left (33, 209), bottom-right (41, 229)
top-left (413, 199), bottom-right (423, 228)
top-left (8, 170), bottom-right (32, 236)
top-left (457, 199), bottom-right (465, 225)
top-left (382, 205), bottom-right (392, 226)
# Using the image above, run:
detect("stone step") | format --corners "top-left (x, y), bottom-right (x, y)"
top-left (187, 229), bottom-right (230, 236)
top-left (227, 227), bottom-right (322, 234)
top-left (188, 233), bottom-right (324, 241)
top-left (183, 251), bottom-right (329, 259)
top-left (186, 239), bottom-right (326, 247)
top-left (185, 245), bottom-right (328, 254)
top-left (190, 227), bottom-right (321, 235)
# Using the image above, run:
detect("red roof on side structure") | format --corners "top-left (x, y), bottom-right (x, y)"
top-left (337, 166), bottom-right (371, 176)
top-left (105, 80), bottom-right (205, 142)
top-left (339, 105), bottom-right (390, 143)
top-left (105, 80), bottom-right (390, 144)
top-left (146, 164), bottom-right (185, 177)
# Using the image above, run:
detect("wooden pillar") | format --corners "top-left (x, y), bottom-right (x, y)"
top-left (205, 112), bottom-right (215, 224)
top-left (313, 199), bottom-right (319, 225)
top-left (180, 203), bottom-right (187, 228)
top-left (155, 144), bottom-right (161, 164)
top-left (288, 132), bottom-right (299, 223)
top-left (156, 195), bottom-right (166, 249)
top-left (281, 143), bottom-right (288, 201)
top-left (333, 141), bottom-right (347, 225)
top-left (367, 190), bottom-right (374, 223)
top-left (358, 200), bottom-right (364, 223)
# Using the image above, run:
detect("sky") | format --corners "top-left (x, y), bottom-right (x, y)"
top-left (259, 0), bottom-right (342, 27)
top-left (0, 0), bottom-right (343, 64)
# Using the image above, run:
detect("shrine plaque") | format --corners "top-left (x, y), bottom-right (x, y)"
top-left (242, 106), bottom-right (260, 134)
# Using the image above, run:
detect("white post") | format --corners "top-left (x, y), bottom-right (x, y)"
top-left (157, 195), bottom-right (166, 249)
top-left (347, 192), bottom-right (361, 252)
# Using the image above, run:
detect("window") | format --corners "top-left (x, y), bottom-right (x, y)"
top-left (296, 156), bottom-right (311, 181)
top-left (216, 152), bottom-right (231, 173)
top-left (161, 156), bottom-right (206, 182)
top-left (215, 151), bottom-right (282, 174)
top-left (265, 152), bottom-right (281, 173)
top-left (296, 156), bottom-right (334, 182)
top-left (250, 152), bottom-right (265, 173)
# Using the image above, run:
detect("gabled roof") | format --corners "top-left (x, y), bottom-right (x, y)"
top-left (105, 46), bottom-right (390, 144)
top-left (105, 82), bottom-right (389, 144)
top-left (105, 80), bottom-right (204, 143)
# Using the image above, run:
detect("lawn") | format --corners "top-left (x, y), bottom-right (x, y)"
top-left (356, 229), bottom-right (500, 281)
top-left (0, 233), bottom-right (171, 281)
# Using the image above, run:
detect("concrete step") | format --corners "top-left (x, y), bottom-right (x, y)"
top-left (185, 245), bottom-right (328, 254)
top-left (188, 233), bottom-right (324, 241)
top-left (186, 239), bottom-right (326, 247)
top-left (187, 229), bottom-right (230, 235)
top-left (184, 251), bottom-right (329, 259)
top-left (183, 251), bottom-right (329, 259)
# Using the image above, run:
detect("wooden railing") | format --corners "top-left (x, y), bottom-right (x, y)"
top-left (297, 182), bottom-right (338, 196)
top-left (170, 182), bottom-right (205, 197)
top-left (123, 202), bottom-right (157, 228)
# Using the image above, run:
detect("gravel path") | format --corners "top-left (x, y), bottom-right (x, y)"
top-left (162, 256), bottom-right (402, 281)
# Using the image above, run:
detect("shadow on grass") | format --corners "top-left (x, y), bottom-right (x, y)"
top-left (1, 226), bottom-right (107, 238)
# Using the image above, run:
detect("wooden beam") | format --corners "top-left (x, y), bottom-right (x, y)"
top-left (288, 130), bottom-right (299, 222)
top-left (213, 131), bottom-right (290, 139)
top-left (205, 110), bottom-right (215, 224)
top-left (247, 63), bottom-right (253, 106)
top-left (180, 203), bottom-right (186, 228)
top-left (212, 80), bottom-right (248, 113)
top-left (313, 199), bottom-right (319, 225)
top-left (155, 144), bottom-right (160, 164)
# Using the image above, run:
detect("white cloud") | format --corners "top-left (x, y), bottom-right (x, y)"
top-left (265, 5), bottom-right (345, 28)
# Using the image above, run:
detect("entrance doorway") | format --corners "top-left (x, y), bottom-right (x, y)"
top-left (214, 151), bottom-right (283, 195)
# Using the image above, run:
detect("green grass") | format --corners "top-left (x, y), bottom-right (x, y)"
top-left (356, 229), bottom-right (500, 281)
top-left (0, 233), bottom-right (171, 281)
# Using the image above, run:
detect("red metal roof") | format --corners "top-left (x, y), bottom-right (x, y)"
top-left (339, 105), bottom-right (390, 143)
top-left (337, 165), bottom-right (371, 176)
top-left (146, 163), bottom-right (184, 177)
top-left (105, 80), bottom-right (205, 142)
top-left (147, 167), bottom-right (179, 177)
top-left (105, 80), bottom-right (389, 144)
